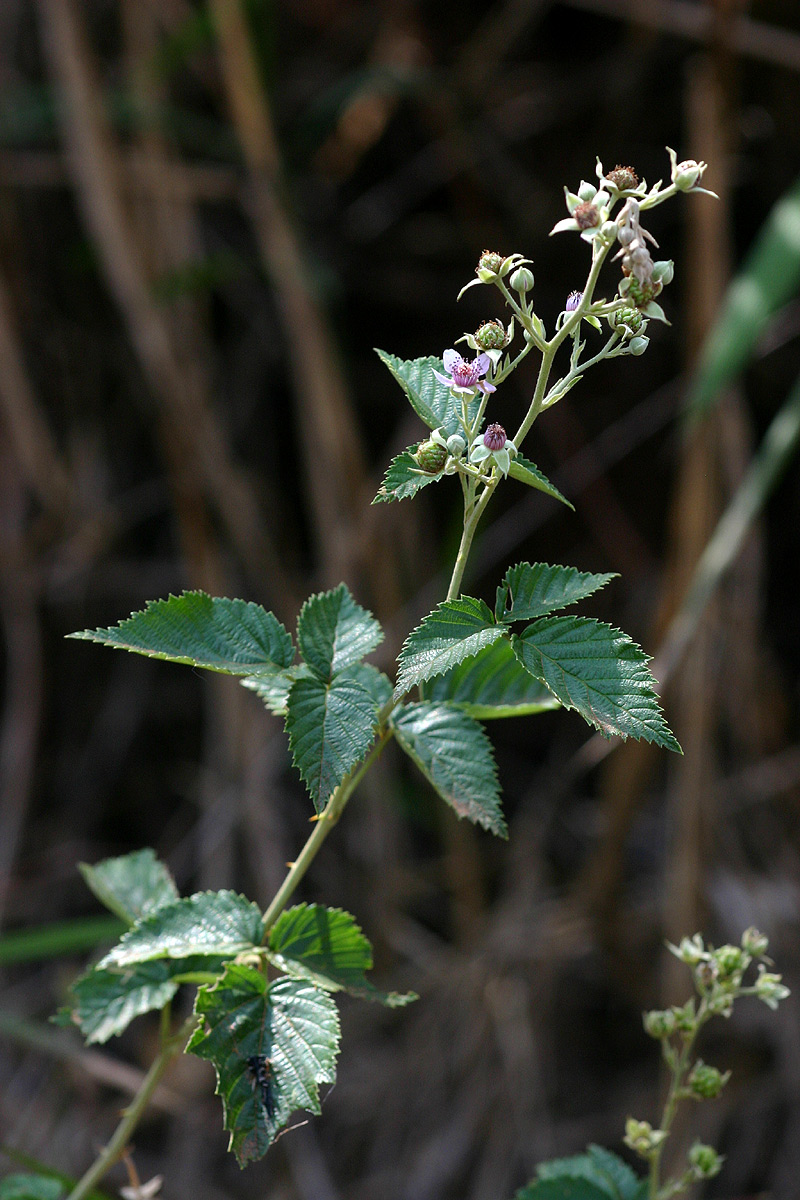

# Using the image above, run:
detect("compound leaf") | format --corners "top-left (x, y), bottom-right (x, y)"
top-left (297, 584), bottom-right (383, 681)
top-left (70, 592), bottom-right (293, 676)
top-left (267, 903), bottom-right (415, 1008)
top-left (392, 702), bottom-right (505, 836)
top-left (373, 444), bottom-right (446, 504)
top-left (98, 891), bottom-right (265, 968)
top-left (395, 597), bottom-right (504, 696)
top-left (241, 663), bottom-right (313, 717)
top-left (68, 955), bottom-right (223, 1044)
top-left (508, 454), bottom-right (573, 508)
top-left (286, 672), bottom-right (378, 812)
top-left (512, 617), bottom-right (681, 751)
top-left (495, 562), bottom-right (617, 624)
top-left (79, 849), bottom-right (178, 925)
top-left (187, 962), bottom-right (339, 1165)
top-left (428, 636), bottom-right (560, 719)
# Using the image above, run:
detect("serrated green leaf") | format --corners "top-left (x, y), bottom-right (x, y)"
top-left (585, 1147), bottom-right (643, 1200)
top-left (98, 891), bottom-right (265, 968)
top-left (495, 562), bottom-right (617, 624)
top-left (375, 349), bottom-right (481, 436)
top-left (372, 444), bottom-right (445, 504)
top-left (395, 597), bottom-right (503, 696)
top-left (286, 672), bottom-right (378, 812)
top-left (346, 661), bottom-right (393, 709)
top-left (70, 592), bottom-right (294, 676)
top-left (187, 962), bottom-right (339, 1165)
top-left (508, 454), bottom-right (573, 508)
top-left (428, 636), bottom-right (560, 718)
top-left (512, 617), bottom-right (681, 751)
top-left (241, 663), bottom-right (313, 716)
top-left (267, 903), bottom-right (415, 1007)
top-left (68, 955), bottom-right (224, 1044)
top-left (515, 1178), bottom-right (617, 1200)
top-left (529, 1147), bottom-right (641, 1200)
top-left (0, 1177), bottom-right (64, 1200)
top-left (79, 849), bottom-right (178, 924)
top-left (689, 175), bottom-right (800, 420)
top-left (297, 583), bottom-right (383, 681)
top-left (392, 702), bottom-right (506, 836)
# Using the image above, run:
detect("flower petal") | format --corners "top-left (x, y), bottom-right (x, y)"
top-left (442, 349), bottom-right (462, 372)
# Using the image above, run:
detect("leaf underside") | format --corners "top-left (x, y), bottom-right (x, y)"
top-left (428, 636), bottom-right (559, 718)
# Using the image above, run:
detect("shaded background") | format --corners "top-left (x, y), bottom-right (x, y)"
top-left (1, 0), bottom-right (800, 1197)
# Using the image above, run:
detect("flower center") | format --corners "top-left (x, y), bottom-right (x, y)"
top-left (451, 358), bottom-right (482, 386)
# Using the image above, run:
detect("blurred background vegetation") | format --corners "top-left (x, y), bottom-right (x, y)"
top-left (1, 1), bottom-right (800, 1197)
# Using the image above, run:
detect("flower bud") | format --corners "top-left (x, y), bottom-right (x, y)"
top-left (651, 259), bottom-right (674, 286)
top-left (416, 440), bottom-right (448, 473)
top-left (741, 927), bottom-right (769, 957)
top-left (446, 433), bottom-right (466, 456)
top-left (565, 290), bottom-right (583, 313)
top-left (483, 423), bottom-right (507, 452)
top-left (643, 1009), bottom-right (676, 1039)
top-left (574, 202), bottom-right (599, 230)
top-left (607, 164), bottom-right (639, 192)
top-left (755, 967), bottom-right (791, 1010)
top-left (628, 335), bottom-right (649, 356)
top-left (672, 158), bottom-right (703, 190)
top-left (688, 1143), bottom-right (722, 1178)
top-left (688, 1061), bottom-right (730, 1100)
top-left (474, 320), bottom-right (508, 351)
top-left (714, 945), bottom-right (744, 979)
top-left (624, 1118), bottom-right (668, 1159)
top-left (671, 1000), bottom-right (697, 1035)
top-left (510, 266), bottom-right (534, 293)
top-left (577, 180), bottom-right (597, 202)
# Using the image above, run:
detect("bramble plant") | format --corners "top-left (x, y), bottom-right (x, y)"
top-left (4, 148), bottom-right (789, 1200)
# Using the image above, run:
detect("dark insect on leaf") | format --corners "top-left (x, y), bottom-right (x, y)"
top-left (247, 1054), bottom-right (275, 1120)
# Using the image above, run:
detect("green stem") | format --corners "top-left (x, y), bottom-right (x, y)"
top-left (66, 1015), bottom-right (195, 1200)
top-left (261, 732), bottom-right (392, 934)
top-left (649, 1003), bottom-right (708, 1200)
top-left (446, 477), bottom-right (498, 601)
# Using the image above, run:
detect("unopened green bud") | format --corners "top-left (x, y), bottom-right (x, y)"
top-left (577, 181), bottom-right (597, 202)
top-left (510, 266), bottom-right (534, 294)
top-left (474, 320), bottom-right (508, 350)
top-left (707, 991), bottom-right (735, 1018)
top-left (741, 927), bottom-right (769, 957)
top-left (652, 259), bottom-right (674, 286)
top-left (755, 967), bottom-right (791, 1010)
top-left (688, 1143), bottom-right (722, 1178)
top-left (643, 1009), bottom-right (676, 1039)
top-left (671, 1000), bottom-right (697, 1035)
top-left (688, 1061), bottom-right (730, 1099)
top-left (715, 945), bottom-right (745, 978)
top-left (624, 1118), bottom-right (668, 1159)
top-left (672, 159), bottom-right (703, 190)
top-left (416, 440), bottom-right (448, 473)
top-left (628, 335), bottom-right (649, 356)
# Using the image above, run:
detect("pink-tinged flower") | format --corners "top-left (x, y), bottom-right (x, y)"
top-left (483, 423), bottom-right (507, 451)
top-left (565, 290), bottom-right (583, 312)
top-left (434, 349), bottom-right (496, 395)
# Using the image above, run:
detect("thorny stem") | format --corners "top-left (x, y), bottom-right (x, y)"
top-left (66, 1014), bottom-right (196, 1200)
